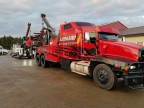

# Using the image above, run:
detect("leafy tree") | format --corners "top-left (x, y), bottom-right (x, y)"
top-left (0, 35), bottom-right (23, 50)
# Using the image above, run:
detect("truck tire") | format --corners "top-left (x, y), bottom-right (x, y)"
top-left (3, 52), bottom-right (7, 55)
top-left (26, 50), bottom-right (30, 58)
top-left (36, 54), bottom-right (41, 66)
top-left (23, 44), bottom-right (27, 50)
top-left (41, 55), bottom-right (49, 68)
top-left (18, 56), bottom-right (21, 59)
top-left (30, 47), bottom-right (34, 58)
top-left (93, 64), bottom-right (117, 90)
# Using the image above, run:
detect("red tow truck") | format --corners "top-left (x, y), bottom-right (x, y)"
top-left (36, 14), bottom-right (144, 90)
top-left (21, 23), bottom-right (40, 58)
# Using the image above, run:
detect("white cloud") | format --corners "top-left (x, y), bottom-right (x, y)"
top-left (0, 0), bottom-right (144, 37)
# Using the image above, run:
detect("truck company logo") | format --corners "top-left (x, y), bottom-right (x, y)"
top-left (60, 35), bottom-right (76, 42)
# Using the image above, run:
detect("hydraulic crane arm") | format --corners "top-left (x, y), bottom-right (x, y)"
top-left (41, 14), bottom-right (57, 40)
top-left (25, 23), bottom-right (31, 38)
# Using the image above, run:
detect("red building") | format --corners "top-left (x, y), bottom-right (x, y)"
top-left (100, 21), bottom-right (128, 31)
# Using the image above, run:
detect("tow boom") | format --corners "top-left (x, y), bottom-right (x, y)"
top-left (41, 14), bottom-right (57, 39)
top-left (25, 23), bottom-right (31, 38)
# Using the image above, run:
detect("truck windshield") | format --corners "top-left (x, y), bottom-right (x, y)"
top-left (76, 22), bottom-right (94, 27)
top-left (98, 32), bottom-right (118, 41)
top-left (31, 35), bottom-right (39, 41)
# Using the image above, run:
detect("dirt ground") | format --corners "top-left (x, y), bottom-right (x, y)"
top-left (0, 55), bottom-right (144, 108)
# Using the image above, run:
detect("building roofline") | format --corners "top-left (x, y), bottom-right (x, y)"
top-left (120, 25), bottom-right (144, 36)
top-left (122, 25), bottom-right (144, 30)
top-left (98, 21), bottom-right (128, 29)
top-left (119, 33), bottom-right (144, 37)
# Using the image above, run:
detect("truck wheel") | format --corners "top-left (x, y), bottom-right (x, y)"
top-left (36, 54), bottom-right (41, 66)
top-left (26, 50), bottom-right (30, 58)
top-left (93, 64), bottom-right (117, 90)
top-left (3, 52), bottom-right (6, 55)
top-left (18, 56), bottom-right (21, 59)
top-left (30, 46), bottom-right (34, 57)
top-left (41, 55), bottom-right (48, 68)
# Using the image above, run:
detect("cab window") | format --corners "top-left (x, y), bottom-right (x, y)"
top-left (98, 32), bottom-right (118, 41)
top-left (31, 35), bottom-right (39, 41)
top-left (85, 32), bottom-right (96, 43)
top-left (76, 22), bottom-right (94, 27)
top-left (64, 24), bottom-right (72, 29)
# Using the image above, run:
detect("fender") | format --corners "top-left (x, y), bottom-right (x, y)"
top-left (36, 52), bottom-right (40, 56)
top-left (41, 52), bottom-right (57, 63)
top-left (40, 52), bottom-right (46, 57)
top-left (90, 56), bottom-right (129, 66)
top-left (89, 55), bottom-right (131, 76)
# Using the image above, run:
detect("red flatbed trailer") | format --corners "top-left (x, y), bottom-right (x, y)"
top-left (36, 14), bottom-right (144, 90)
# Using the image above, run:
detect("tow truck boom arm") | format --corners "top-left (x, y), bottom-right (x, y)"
top-left (41, 14), bottom-right (57, 39)
top-left (25, 23), bottom-right (31, 38)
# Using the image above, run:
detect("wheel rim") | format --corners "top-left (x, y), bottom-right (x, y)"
top-left (97, 69), bottom-right (109, 84)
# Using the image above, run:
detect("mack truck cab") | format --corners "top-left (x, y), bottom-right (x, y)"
top-left (36, 14), bottom-right (144, 90)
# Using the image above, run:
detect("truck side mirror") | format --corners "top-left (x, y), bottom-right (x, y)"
top-left (85, 32), bottom-right (90, 43)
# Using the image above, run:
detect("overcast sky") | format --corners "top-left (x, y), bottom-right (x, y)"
top-left (0, 0), bottom-right (144, 37)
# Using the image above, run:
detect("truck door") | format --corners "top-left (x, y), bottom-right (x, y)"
top-left (82, 32), bottom-right (97, 58)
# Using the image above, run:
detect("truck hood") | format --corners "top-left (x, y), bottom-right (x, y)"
top-left (105, 41), bottom-right (142, 49)
top-left (100, 40), bottom-right (143, 61)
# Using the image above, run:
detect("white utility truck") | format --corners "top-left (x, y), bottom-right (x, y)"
top-left (11, 44), bottom-right (34, 59)
top-left (0, 46), bottom-right (9, 55)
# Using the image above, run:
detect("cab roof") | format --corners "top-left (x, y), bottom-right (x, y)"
top-left (61, 21), bottom-right (95, 27)
top-left (97, 26), bottom-right (120, 35)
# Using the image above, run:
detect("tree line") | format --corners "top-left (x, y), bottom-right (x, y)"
top-left (0, 35), bottom-right (23, 50)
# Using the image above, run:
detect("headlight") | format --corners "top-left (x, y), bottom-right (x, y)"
top-left (130, 66), bottom-right (136, 69)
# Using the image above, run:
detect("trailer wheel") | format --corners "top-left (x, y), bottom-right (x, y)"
top-left (41, 55), bottom-right (48, 68)
top-left (36, 54), bottom-right (41, 66)
top-left (93, 64), bottom-right (117, 90)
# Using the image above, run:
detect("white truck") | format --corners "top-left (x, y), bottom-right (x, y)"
top-left (11, 44), bottom-right (34, 59)
top-left (0, 46), bottom-right (9, 55)
top-left (11, 44), bottom-right (23, 58)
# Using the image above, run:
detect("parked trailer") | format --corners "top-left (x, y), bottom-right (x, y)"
top-left (36, 14), bottom-right (144, 90)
